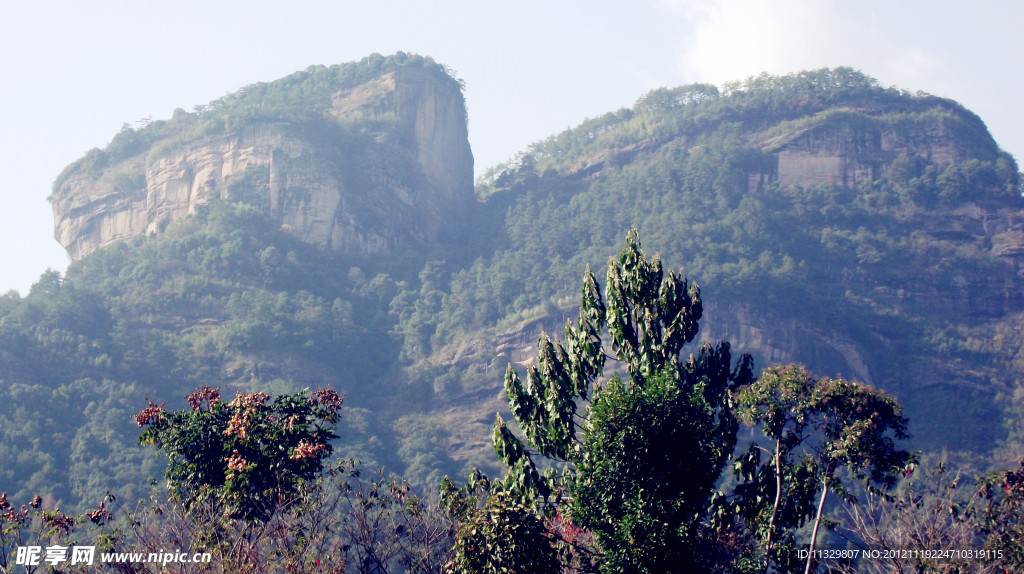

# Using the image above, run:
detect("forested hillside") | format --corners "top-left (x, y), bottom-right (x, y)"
top-left (1, 59), bottom-right (1022, 515)
top-left (406, 68), bottom-right (1023, 462)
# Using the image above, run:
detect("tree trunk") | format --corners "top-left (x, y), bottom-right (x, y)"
top-left (805, 477), bottom-right (829, 574)
top-left (764, 438), bottom-right (783, 571)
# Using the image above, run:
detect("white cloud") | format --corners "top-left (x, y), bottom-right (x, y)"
top-left (660, 0), bottom-right (947, 91)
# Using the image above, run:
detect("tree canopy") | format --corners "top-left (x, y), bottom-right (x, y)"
top-left (491, 229), bottom-right (754, 572)
top-left (136, 385), bottom-right (344, 520)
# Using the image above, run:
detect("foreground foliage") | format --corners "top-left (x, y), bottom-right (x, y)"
top-left (136, 385), bottom-right (344, 520)
top-left (1, 462), bottom-right (455, 574)
top-left (467, 230), bottom-right (924, 574)
top-left (444, 490), bottom-right (561, 574)
top-left (2, 233), bottom-right (1023, 573)
top-left (119, 460), bottom-right (454, 574)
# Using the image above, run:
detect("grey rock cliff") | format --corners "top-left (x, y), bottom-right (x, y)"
top-left (50, 65), bottom-right (474, 261)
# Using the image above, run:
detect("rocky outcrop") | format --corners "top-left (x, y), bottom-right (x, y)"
top-left (748, 110), bottom-right (976, 193)
top-left (51, 63), bottom-right (474, 261)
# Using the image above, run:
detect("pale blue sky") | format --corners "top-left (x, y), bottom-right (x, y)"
top-left (2, 0), bottom-right (1021, 294)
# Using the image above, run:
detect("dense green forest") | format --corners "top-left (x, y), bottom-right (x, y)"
top-left (2, 56), bottom-right (1024, 571)
top-left (0, 201), bottom-right (410, 505)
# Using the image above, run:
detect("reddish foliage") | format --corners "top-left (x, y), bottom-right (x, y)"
top-left (134, 398), bottom-right (167, 427)
top-left (312, 388), bottom-right (344, 411)
top-left (185, 385), bottom-right (221, 411)
top-left (289, 439), bottom-right (328, 461)
top-left (86, 501), bottom-right (114, 525)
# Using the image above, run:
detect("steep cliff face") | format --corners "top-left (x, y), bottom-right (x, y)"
top-left (50, 59), bottom-right (474, 261)
top-left (748, 108), bottom-right (992, 192)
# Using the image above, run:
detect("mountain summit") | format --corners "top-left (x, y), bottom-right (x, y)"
top-left (50, 53), bottom-right (474, 261)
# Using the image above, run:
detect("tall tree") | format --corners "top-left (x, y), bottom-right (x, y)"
top-left (492, 228), bottom-right (754, 572)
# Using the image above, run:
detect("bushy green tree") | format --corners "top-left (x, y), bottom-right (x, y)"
top-left (444, 490), bottom-right (561, 574)
top-left (734, 364), bottom-right (913, 574)
top-left (136, 385), bottom-right (344, 520)
top-left (573, 366), bottom-right (741, 572)
top-left (440, 470), bottom-right (564, 574)
top-left (492, 228), bottom-right (754, 572)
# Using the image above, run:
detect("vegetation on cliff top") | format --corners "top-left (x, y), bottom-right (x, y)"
top-left (52, 52), bottom-right (464, 194)
top-left (478, 67), bottom-right (1014, 194)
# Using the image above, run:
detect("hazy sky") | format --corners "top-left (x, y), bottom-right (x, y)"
top-left (2, 0), bottom-right (1021, 295)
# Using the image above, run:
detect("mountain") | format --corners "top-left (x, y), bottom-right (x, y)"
top-left (0, 58), bottom-right (1020, 510)
top-left (50, 52), bottom-right (474, 261)
top-left (428, 70), bottom-right (1023, 463)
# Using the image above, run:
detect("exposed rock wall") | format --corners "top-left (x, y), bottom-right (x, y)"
top-left (750, 113), bottom-right (966, 193)
top-left (51, 66), bottom-right (474, 261)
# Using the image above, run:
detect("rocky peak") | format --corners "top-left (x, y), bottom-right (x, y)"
top-left (50, 55), bottom-right (474, 261)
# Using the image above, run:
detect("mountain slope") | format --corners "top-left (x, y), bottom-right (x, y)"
top-left (1, 62), bottom-right (1021, 510)
top-left (412, 67), bottom-right (1022, 460)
